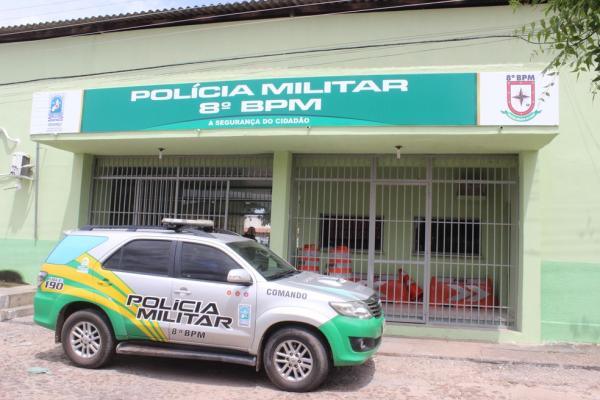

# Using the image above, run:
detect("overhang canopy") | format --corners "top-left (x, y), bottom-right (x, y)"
top-left (31, 126), bottom-right (557, 155)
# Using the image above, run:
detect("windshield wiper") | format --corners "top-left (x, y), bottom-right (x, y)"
top-left (268, 269), bottom-right (300, 281)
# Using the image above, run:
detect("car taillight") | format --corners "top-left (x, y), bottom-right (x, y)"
top-left (37, 271), bottom-right (48, 287)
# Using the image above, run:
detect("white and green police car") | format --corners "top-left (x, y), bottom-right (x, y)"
top-left (34, 219), bottom-right (384, 392)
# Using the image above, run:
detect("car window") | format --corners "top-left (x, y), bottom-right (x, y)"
top-left (227, 240), bottom-right (297, 280)
top-left (46, 235), bottom-right (108, 264)
top-left (103, 239), bottom-right (172, 276)
top-left (180, 242), bottom-right (240, 282)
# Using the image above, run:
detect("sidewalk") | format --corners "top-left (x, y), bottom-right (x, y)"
top-left (379, 336), bottom-right (600, 371)
top-left (0, 284), bottom-right (35, 321)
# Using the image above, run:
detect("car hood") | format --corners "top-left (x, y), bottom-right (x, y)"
top-left (276, 272), bottom-right (376, 301)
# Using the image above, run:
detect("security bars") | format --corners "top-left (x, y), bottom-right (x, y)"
top-left (89, 155), bottom-right (273, 239)
top-left (289, 155), bottom-right (518, 328)
top-left (90, 153), bottom-right (518, 328)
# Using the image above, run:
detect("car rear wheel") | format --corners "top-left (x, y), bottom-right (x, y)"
top-left (61, 309), bottom-right (115, 368)
top-left (263, 327), bottom-right (330, 392)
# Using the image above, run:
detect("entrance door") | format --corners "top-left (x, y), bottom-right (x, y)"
top-left (372, 182), bottom-right (429, 323)
top-left (289, 154), bottom-right (520, 329)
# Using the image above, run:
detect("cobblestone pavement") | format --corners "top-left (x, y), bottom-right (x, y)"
top-left (1, 317), bottom-right (599, 400)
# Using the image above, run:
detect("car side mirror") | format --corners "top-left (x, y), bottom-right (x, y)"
top-left (227, 269), bottom-right (253, 286)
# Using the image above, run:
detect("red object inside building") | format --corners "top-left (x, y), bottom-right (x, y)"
top-left (429, 277), bottom-right (497, 307)
top-left (378, 269), bottom-right (423, 303)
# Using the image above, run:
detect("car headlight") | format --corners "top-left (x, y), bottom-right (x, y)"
top-left (329, 301), bottom-right (372, 319)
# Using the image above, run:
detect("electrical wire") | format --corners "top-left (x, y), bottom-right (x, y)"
top-left (0, 35), bottom-right (522, 105)
top-left (0, 0), bottom-right (542, 98)
top-left (0, 1), bottom-right (537, 90)
top-left (0, 33), bottom-right (520, 87)
top-left (142, 36), bottom-right (515, 78)
top-left (0, 0), bottom-right (527, 58)
top-left (0, 34), bottom-right (520, 103)
top-left (291, 37), bottom-right (515, 68)
top-left (0, 10), bottom-right (525, 55)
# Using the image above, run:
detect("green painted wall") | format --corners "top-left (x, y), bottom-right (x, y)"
top-left (0, 149), bottom-right (91, 284)
top-left (536, 71), bottom-right (600, 343)
top-left (541, 261), bottom-right (600, 343)
top-left (0, 240), bottom-right (57, 284)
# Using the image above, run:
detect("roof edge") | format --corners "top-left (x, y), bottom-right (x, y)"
top-left (0, 0), bottom-right (508, 44)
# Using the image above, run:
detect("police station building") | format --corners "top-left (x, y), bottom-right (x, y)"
top-left (1, 0), bottom-right (599, 344)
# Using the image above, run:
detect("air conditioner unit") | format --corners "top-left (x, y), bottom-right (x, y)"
top-left (10, 152), bottom-right (33, 178)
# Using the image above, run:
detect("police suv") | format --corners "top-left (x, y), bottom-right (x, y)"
top-left (34, 219), bottom-right (384, 392)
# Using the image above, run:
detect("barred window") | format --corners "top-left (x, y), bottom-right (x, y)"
top-left (320, 214), bottom-right (383, 251)
top-left (413, 218), bottom-right (480, 256)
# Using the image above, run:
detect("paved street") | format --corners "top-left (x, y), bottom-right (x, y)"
top-left (1, 316), bottom-right (599, 400)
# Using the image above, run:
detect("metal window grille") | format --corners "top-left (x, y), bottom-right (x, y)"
top-left (89, 155), bottom-right (273, 239)
top-left (289, 154), bottom-right (518, 328)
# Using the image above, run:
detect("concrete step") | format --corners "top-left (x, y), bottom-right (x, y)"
top-left (0, 285), bottom-right (36, 309)
top-left (0, 304), bottom-right (34, 321)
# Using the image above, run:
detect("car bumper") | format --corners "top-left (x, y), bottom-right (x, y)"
top-left (33, 290), bottom-right (60, 330)
top-left (319, 315), bottom-right (385, 366)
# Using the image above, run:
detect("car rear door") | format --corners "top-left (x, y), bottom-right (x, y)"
top-left (102, 238), bottom-right (175, 342)
top-left (170, 241), bottom-right (256, 351)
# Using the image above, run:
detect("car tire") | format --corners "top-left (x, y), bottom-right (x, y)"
top-left (61, 309), bottom-right (115, 369)
top-left (263, 327), bottom-right (331, 392)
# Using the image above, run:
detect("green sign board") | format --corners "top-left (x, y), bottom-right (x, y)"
top-left (81, 74), bottom-right (477, 132)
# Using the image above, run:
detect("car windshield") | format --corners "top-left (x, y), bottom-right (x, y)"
top-left (227, 240), bottom-right (298, 280)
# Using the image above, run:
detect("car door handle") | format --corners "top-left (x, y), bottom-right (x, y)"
top-left (97, 278), bottom-right (111, 287)
top-left (174, 288), bottom-right (191, 296)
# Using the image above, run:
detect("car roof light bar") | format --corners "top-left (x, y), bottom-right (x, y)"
top-left (161, 218), bottom-right (214, 227)
top-left (161, 218), bottom-right (215, 232)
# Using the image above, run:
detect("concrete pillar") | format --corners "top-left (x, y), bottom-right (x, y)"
top-left (517, 151), bottom-right (542, 342)
top-left (61, 153), bottom-right (94, 231)
top-left (77, 154), bottom-right (94, 227)
top-left (269, 151), bottom-right (293, 258)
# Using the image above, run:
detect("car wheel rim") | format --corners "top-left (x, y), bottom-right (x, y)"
top-left (70, 321), bottom-right (101, 358)
top-left (273, 339), bottom-right (313, 382)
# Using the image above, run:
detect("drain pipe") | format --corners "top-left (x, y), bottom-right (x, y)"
top-left (34, 142), bottom-right (39, 243)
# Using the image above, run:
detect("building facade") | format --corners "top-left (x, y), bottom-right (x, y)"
top-left (1, 1), bottom-right (599, 344)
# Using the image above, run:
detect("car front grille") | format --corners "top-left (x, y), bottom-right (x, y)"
top-left (365, 294), bottom-right (383, 318)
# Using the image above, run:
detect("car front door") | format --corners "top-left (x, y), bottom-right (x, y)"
top-left (170, 241), bottom-right (256, 351)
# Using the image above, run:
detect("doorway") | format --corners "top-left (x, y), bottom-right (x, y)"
top-left (289, 154), bottom-right (519, 328)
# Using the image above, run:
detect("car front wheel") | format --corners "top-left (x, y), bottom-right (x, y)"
top-left (263, 327), bottom-right (331, 392)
